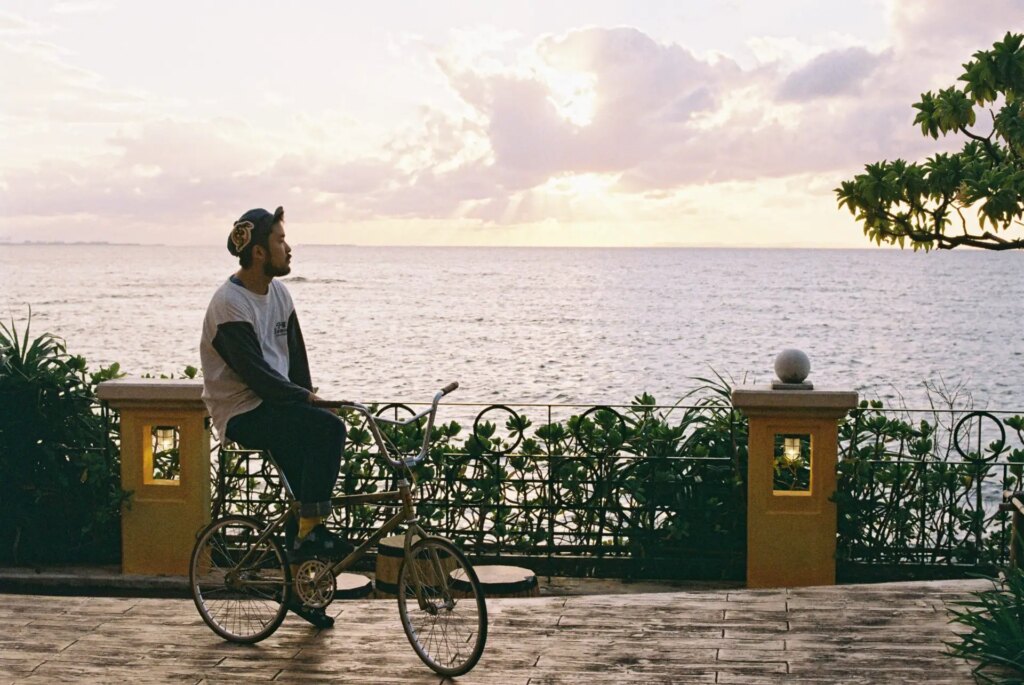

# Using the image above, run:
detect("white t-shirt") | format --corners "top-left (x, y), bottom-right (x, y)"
top-left (200, 277), bottom-right (311, 438)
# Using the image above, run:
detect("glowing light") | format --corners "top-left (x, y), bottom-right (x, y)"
top-left (782, 437), bottom-right (803, 466)
top-left (541, 172), bottom-right (619, 196)
top-left (541, 69), bottom-right (596, 127)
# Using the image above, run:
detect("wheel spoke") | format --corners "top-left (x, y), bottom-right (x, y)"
top-left (397, 538), bottom-right (487, 676)
top-left (191, 517), bottom-right (289, 644)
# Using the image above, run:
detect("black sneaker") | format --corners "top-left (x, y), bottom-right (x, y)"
top-left (291, 524), bottom-right (354, 562)
top-left (287, 598), bottom-right (335, 629)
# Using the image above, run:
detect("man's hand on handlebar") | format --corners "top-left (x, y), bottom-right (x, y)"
top-left (311, 382), bottom-right (458, 411)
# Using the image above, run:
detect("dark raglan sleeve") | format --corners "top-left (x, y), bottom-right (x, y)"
top-left (286, 310), bottom-right (313, 392)
top-left (212, 320), bottom-right (311, 404)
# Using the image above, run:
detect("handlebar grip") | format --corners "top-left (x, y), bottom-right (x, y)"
top-left (441, 381), bottom-right (459, 395)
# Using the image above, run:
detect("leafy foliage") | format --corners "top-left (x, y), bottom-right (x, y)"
top-left (835, 401), bottom-right (1023, 573)
top-left (0, 315), bottom-right (127, 563)
top-left (836, 32), bottom-right (1024, 250)
top-left (219, 376), bottom-right (749, 579)
top-left (219, 383), bottom-right (1024, 580)
top-left (4, 313), bottom-right (1019, 580)
top-left (948, 568), bottom-right (1024, 683)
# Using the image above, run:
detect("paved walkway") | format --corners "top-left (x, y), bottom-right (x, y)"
top-left (0, 579), bottom-right (987, 684)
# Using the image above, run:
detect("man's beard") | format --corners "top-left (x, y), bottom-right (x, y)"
top-left (264, 259), bottom-right (291, 277)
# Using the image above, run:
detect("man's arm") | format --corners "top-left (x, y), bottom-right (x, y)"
top-left (286, 311), bottom-right (313, 392)
top-left (212, 321), bottom-right (311, 403)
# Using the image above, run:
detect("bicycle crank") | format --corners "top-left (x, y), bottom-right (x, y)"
top-left (294, 559), bottom-right (336, 609)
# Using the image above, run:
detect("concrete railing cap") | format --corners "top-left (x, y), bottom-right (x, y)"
top-left (96, 378), bottom-right (205, 407)
top-left (731, 386), bottom-right (858, 412)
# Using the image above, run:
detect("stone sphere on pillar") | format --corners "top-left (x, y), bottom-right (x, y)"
top-left (774, 349), bottom-right (811, 384)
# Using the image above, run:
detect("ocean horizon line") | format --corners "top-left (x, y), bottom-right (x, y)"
top-left (0, 241), bottom-right (976, 252)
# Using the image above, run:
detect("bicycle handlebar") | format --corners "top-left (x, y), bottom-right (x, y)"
top-left (312, 382), bottom-right (459, 469)
top-left (311, 399), bottom-right (362, 410)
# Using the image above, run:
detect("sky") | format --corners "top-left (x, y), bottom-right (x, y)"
top-left (1, 0), bottom-right (1022, 248)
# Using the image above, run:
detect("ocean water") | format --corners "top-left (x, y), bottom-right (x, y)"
top-left (1, 245), bottom-right (1022, 410)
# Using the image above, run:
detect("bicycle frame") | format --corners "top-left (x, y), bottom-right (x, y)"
top-left (228, 382), bottom-right (460, 610)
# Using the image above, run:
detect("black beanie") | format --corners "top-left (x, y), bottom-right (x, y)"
top-left (228, 206), bottom-right (284, 256)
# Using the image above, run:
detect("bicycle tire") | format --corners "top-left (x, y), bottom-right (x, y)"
top-left (397, 537), bottom-right (488, 676)
top-left (190, 515), bottom-right (291, 644)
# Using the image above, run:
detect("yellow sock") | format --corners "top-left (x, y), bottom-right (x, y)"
top-left (298, 516), bottom-right (321, 539)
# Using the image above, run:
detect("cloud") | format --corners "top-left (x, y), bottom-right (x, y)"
top-left (418, 11), bottom-right (1003, 200)
top-left (0, 40), bottom-right (146, 128)
top-left (50, 2), bottom-right (115, 15)
top-left (432, 27), bottom-right (745, 191)
top-left (425, 26), bottom-right (902, 197)
top-left (887, 0), bottom-right (1024, 88)
top-left (0, 11), bottom-right (37, 32)
top-left (776, 47), bottom-right (883, 101)
top-left (5, 1), bottom-right (1024, 245)
top-left (2, 119), bottom-right (278, 221)
top-left (891, 0), bottom-right (1024, 53)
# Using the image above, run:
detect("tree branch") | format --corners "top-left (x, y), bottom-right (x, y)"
top-left (875, 209), bottom-right (944, 245)
top-left (930, 194), bottom-right (953, 242)
top-left (936, 232), bottom-right (1024, 250)
top-left (876, 205), bottom-right (1024, 249)
top-left (958, 125), bottom-right (1001, 162)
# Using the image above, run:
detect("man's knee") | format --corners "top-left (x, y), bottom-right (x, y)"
top-left (308, 406), bottom-right (345, 446)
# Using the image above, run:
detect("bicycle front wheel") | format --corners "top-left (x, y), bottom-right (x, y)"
top-left (397, 537), bottom-right (488, 677)
top-left (190, 516), bottom-right (291, 644)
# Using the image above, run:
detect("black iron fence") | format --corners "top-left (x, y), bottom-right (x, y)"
top-left (210, 392), bottom-right (1024, 581)
top-left (214, 391), bottom-right (747, 580)
top-left (836, 405), bottom-right (1023, 581)
top-left (78, 390), bottom-right (1021, 581)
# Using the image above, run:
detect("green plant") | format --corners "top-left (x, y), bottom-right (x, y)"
top-left (835, 400), bottom-right (1019, 573)
top-left (948, 568), bottom-right (1024, 683)
top-left (836, 32), bottom-right (1024, 250)
top-left (0, 314), bottom-right (128, 563)
top-left (217, 376), bottom-right (1023, 580)
top-left (219, 373), bottom-right (749, 579)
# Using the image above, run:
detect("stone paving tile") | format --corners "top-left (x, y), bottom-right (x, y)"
top-left (0, 580), bottom-right (990, 683)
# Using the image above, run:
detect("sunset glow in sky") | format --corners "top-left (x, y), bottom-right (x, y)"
top-left (2, 1), bottom-right (1022, 247)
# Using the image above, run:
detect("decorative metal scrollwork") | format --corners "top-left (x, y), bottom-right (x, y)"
top-left (953, 411), bottom-right (1007, 461)
top-left (210, 397), bottom-right (1024, 579)
top-left (472, 405), bottom-right (524, 456)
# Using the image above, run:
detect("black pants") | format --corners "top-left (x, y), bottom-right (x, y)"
top-left (226, 402), bottom-right (345, 518)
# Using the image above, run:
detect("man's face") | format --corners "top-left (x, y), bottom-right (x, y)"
top-left (261, 222), bottom-right (291, 278)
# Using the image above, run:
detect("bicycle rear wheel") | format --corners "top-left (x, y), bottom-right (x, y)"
top-left (397, 537), bottom-right (487, 676)
top-left (190, 516), bottom-right (290, 643)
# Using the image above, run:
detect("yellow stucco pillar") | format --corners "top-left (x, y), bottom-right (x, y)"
top-left (96, 379), bottom-right (210, 575)
top-left (732, 388), bottom-right (857, 588)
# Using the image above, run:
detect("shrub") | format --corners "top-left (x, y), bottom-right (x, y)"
top-left (948, 568), bottom-right (1024, 683)
top-left (0, 315), bottom-right (127, 563)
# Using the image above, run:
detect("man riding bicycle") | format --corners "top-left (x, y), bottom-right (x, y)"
top-left (199, 206), bottom-right (352, 626)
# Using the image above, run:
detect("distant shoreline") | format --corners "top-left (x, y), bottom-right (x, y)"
top-left (0, 242), bottom-right (957, 251)
top-left (0, 240), bottom-right (1007, 250)
top-left (1, 241), bottom-right (145, 247)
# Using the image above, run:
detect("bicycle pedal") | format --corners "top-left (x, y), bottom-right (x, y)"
top-left (287, 601), bottom-right (335, 629)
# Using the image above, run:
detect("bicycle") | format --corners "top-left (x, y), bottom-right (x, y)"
top-left (189, 382), bottom-right (488, 677)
